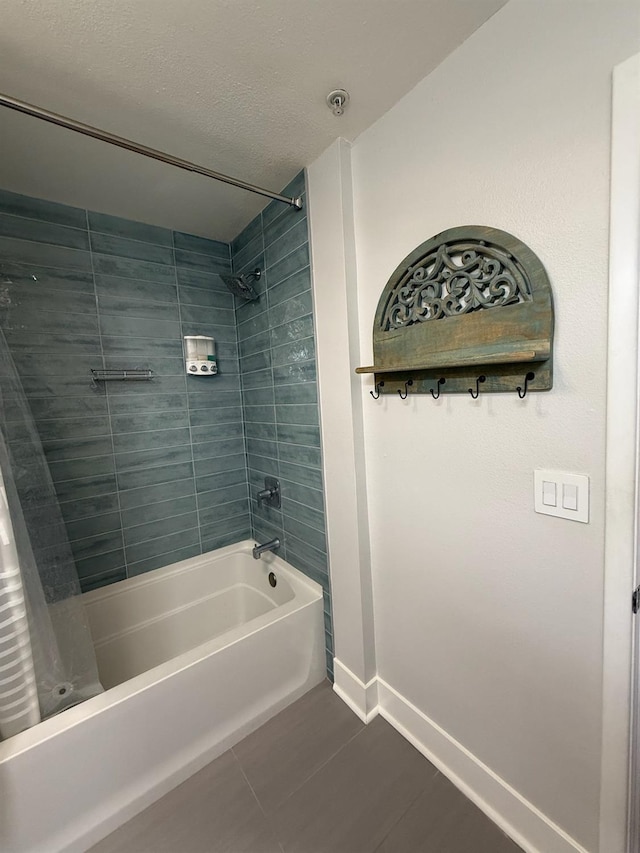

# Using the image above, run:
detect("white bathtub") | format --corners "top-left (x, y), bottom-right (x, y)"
top-left (0, 541), bottom-right (326, 853)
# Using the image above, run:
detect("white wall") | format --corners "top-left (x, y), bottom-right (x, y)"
top-left (342, 2), bottom-right (639, 851)
top-left (306, 141), bottom-right (378, 718)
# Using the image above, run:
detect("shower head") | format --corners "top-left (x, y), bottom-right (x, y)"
top-left (221, 268), bottom-right (261, 302)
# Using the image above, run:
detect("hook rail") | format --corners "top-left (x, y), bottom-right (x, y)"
top-left (367, 371), bottom-right (543, 400)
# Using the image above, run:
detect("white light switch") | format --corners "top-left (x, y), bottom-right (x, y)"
top-left (534, 470), bottom-right (589, 523)
top-left (542, 481), bottom-right (557, 506)
top-left (562, 483), bottom-right (578, 511)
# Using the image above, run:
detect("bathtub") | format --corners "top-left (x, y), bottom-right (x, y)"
top-left (0, 541), bottom-right (326, 853)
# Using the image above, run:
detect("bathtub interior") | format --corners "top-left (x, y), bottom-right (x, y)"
top-left (83, 542), bottom-right (308, 689)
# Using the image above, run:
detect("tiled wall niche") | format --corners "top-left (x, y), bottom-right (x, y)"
top-left (0, 173), bottom-right (333, 677)
top-left (232, 172), bottom-right (333, 677)
top-left (0, 189), bottom-right (249, 591)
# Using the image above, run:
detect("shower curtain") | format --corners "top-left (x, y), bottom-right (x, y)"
top-left (0, 330), bottom-right (102, 740)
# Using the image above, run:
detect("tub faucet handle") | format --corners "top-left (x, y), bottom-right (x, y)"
top-left (257, 476), bottom-right (281, 509)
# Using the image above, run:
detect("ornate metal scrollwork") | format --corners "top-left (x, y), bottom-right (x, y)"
top-left (380, 240), bottom-right (532, 332)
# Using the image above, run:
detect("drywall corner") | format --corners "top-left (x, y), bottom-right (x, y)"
top-left (306, 138), bottom-right (377, 688)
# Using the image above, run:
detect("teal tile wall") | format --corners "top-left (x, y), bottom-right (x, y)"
top-left (231, 172), bottom-right (333, 679)
top-left (0, 178), bottom-right (333, 680)
top-left (0, 189), bottom-right (250, 592)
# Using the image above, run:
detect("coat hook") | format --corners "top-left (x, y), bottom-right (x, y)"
top-left (516, 371), bottom-right (535, 399)
top-left (430, 377), bottom-right (446, 399)
top-left (398, 379), bottom-right (413, 400)
top-left (370, 381), bottom-right (384, 400)
top-left (468, 374), bottom-right (486, 399)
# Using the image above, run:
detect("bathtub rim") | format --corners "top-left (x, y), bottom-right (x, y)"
top-left (0, 540), bottom-right (322, 762)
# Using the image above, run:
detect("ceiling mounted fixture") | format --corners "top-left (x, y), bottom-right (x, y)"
top-left (326, 89), bottom-right (349, 117)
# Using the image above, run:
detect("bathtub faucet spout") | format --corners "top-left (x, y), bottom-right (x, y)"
top-left (252, 537), bottom-right (281, 560)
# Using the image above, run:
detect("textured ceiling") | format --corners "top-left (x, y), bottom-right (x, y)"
top-left (0, 0), bottom-right (506, 241)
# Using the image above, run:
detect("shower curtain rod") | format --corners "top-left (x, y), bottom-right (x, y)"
top-left (0, 92), bottom-right (304, 211)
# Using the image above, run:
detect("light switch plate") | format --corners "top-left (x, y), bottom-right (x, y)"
top-left (534, 470), bottom-right (589, 523)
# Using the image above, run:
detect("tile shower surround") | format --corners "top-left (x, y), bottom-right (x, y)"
top-left (232, 172), bottom-right (332, 676)
top-left (0, 174), bottom-right (333, 675)
top-left (0, 189), bottom-right (248, 591)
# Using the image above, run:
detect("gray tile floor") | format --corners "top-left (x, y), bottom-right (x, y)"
top-left (91, 682), bottom-right (522, 853)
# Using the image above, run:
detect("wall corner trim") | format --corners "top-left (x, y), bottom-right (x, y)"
top-left (307, 138), bottom-right (377, 687)
top-left (375, 678), bottom-right (590, 853)
top-left (332, 658), bottom-right (379, 724)
top-left (601, 50), bottom-right (640, 853)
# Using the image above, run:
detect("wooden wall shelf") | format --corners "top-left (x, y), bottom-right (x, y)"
top-left (357, 225), bottom-right (554, 397)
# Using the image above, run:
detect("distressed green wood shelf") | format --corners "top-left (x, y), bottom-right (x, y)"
top-left (357, 225), bottom-right (554, 396)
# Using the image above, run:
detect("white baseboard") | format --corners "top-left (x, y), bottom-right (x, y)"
top-left (332, 667), bottom-right (589, 853)
top-left (376, 678), bottom-right (589, 853)
top-left (332, 658), bottom-right (379, 723)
